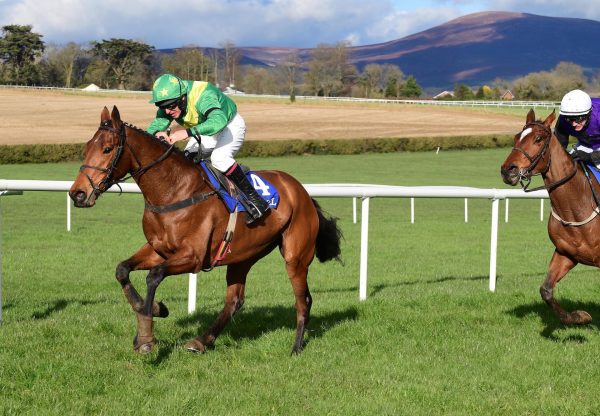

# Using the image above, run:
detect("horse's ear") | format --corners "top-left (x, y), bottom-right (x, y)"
top-left (110, 106), bottom-right (122, 127)
top-left (543, 109), bottom-right (556, 127)
top-left (101, 106), bottom-right (110, 123)
top-left (526, 109), bottom-right (535, 124)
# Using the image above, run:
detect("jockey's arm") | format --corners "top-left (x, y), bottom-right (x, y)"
top-left (192, 107), bottom-right (229, 137)
top-left (147, 112), bottom-right (171, 135)
top-left (554, 123), bottom-right (570, 148)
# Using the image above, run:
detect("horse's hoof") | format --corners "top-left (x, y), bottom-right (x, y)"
top-left (155, 301), bottom-right (169, 318)
top-left (570, 310), bottom-right (592, 325)
top-left (133, 335), bottom-right (156, 353)
top-left (184, 339), bottom-right (206, 353)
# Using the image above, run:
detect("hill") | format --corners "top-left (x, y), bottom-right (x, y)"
top-left (166, 11), bottom-right (600, 89)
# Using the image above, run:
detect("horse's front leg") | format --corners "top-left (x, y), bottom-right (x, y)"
top-left (135, 248), bottom-right (201, 353)
top-left (540, 250), bottom-right (591, 325)
top-left (115, 243), bottom-right (169, 318)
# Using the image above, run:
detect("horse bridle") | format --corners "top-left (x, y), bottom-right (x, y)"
top-left (79, 121), bottom-right (175, 198)
top-left (511, 121), bottom-right (577, 192)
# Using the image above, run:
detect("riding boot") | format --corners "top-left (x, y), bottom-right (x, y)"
top-left (225, 163), bottom-right (270, 224)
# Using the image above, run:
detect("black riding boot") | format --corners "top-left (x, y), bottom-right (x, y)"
top-left (226, 163), bottom-right (270, 224)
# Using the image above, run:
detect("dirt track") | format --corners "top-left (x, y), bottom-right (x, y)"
top-left (1, 88), bottom-right (522, 145)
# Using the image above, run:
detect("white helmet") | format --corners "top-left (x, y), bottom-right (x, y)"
top-left (560, 89), bottom-right (592, 116)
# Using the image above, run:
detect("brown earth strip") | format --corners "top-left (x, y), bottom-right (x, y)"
top-left (1, 88), bottom-right (522, 145)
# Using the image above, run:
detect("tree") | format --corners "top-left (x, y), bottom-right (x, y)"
top-left (240, 66), bottom-right (278, 94)
top-left (0, 24), bottom-right (45, 84)
top-left (362, 64), bottom-right (383, 98)
top-left (161, 47), bottom-right (213, 82)
top-left (400, 75), bottom-right (422, 98)
top-left (382, 64), bottom-right (404, 98)
top-left (453, 83), bottom-right (474, 100)
top-left (475, 85), bottom-right (493, 100)
top-left (43, 42), bottom-right (87, 87)
top-left (304, 42), bottom-right (357, 97)
top-left (277, 52), bottom-right (301, 102)
top-left (221, 40), bottom-right (240, 88)
top-left (90, 38), bottom-right (154, 90)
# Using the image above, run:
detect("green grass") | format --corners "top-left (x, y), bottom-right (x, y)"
top-left (1, 149), bottom-right (600, 415)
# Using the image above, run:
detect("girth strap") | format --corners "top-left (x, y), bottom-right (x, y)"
top-left (144, 191), bottom-right (217, 214)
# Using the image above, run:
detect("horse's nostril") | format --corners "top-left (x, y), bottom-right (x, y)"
top-left (72, 190), bottom-right (87, 203)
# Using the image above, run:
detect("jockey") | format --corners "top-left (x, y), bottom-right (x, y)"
top-left (555, 89), bottom-right (600, 164)
top-left (147, 73), bottom-right (269, 224)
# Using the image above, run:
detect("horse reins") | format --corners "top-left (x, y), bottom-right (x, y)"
top-left (512, 121), bottom-right (577, 193)
top-left (79, 121), bottom-right (179, 197)
top-left (512, 121), bottom-right (600, 226)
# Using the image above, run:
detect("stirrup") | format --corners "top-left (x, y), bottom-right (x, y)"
top-left (241, 198), bottom-right (268, 224)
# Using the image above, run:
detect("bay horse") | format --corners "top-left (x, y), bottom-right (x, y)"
top-left (501, 109), bottom-right (600, 326)
top-left (69, 106), bottom-right (342, 354)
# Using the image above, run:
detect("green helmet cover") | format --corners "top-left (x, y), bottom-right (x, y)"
top-left (149, 74), bottom-right (188, 104)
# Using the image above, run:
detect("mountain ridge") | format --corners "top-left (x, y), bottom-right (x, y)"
top-left (162, 11), bottom-right (600, 89)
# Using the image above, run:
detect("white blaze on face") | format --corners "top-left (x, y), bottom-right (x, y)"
top-left (519, 127), bottom-right (532, 142)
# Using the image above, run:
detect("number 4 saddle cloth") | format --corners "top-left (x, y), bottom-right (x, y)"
top-left (200, 161), bottom-right (280, 213)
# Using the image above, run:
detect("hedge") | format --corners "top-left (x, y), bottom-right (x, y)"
top-left (0, 134), bottom-right (513, 164)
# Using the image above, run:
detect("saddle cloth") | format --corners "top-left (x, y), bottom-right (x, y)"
top-left (199, 161), bottom-right (280, 213)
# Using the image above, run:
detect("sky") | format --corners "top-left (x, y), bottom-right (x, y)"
top-left (0, 0), bottom-right (599, 50)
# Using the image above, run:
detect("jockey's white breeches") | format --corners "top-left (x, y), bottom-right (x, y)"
top-left (184, 113), bottom-right (246, 172)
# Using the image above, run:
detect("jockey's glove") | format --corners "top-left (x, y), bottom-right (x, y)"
top-left (572, 149), bottom-right (600, 164)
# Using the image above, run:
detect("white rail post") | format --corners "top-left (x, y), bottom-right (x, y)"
top-left (359, 196), bottom-right (370, 301)
top-left (540, 199), bottom-right (544, 221)
top-left (0, 196), bottom-right (2, 323)
top-left (352, 197), bottom-right (357, 224)
top-left (489, 198), bottom-right (500, 292)
top-left (505, 198), bottom-right (509, 223)
top-left (188, 273), bottom-right (197, 314)
top-left (410, 197), bottom-right (414, 224)
top-left (66, 192), bottom-right (71, 232)
top-left (464, 198), bottom-right (468, 223)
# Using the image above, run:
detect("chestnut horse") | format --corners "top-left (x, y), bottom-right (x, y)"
top-left (69, 106), bottom-right (342, 354)
top-left (501, 109), bottom-right (600, 326)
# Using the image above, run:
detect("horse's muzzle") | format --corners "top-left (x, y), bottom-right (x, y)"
top-left (500, 164), bottom-right (522, 186)
top-left (69, 189), bottom-right (96, 208)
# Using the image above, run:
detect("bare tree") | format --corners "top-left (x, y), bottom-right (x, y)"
top-left (44, 42), bottom-right (85, 87)
top-left (220, 40), bottom-right (240, 88)
top-left (304, 41), bottom-right (357, 97)
top-left (161, 46), bottom-right (214, 81)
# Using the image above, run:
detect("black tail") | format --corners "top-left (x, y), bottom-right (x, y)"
top-left (313, 199), bottom-right (343, 263)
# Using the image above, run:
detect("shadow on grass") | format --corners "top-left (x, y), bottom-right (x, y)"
top-left (31, 298), bottom-right (104, 320)
top-left (314, 274), bottom-right (488, 298)
top-left (508, 299), bottom-right (600, 343)
top-left (149, 305), bottom-right (359, 365)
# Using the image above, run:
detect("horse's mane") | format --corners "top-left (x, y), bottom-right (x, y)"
top-left (122, 122), bottom-right (195, 165)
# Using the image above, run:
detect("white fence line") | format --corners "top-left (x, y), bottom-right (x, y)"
top-left (0, 179), bottom-right (550, 321)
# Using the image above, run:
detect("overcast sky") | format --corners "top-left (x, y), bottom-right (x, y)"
top-left (0, 0), bottom-right (599, 49)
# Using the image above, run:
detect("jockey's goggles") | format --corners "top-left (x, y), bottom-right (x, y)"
top-left (565, 113), bottom-right (590, 124)
top-left (157, 97), bottom-right (181, 110)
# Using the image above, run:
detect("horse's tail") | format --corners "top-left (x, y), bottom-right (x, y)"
top-left (313, 198), bottom-right (343, 263)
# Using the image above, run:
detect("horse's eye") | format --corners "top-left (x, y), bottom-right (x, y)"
top-left (103, 146), bottom-right (113, 154)
top-left (534, 136), bottom-right (543, 143)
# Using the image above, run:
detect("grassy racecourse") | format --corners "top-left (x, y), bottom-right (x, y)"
top-left (2, 149), bottom-right (600, 415)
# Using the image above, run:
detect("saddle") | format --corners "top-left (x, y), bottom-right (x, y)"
top-left (188, 154), bottom-right (280, 213)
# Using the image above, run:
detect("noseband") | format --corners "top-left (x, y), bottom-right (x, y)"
top-left (79, 121), bottom-right (174, 198)
top-left (512, 121), bottom-right (576, 192)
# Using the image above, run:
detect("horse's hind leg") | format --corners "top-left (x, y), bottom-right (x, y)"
top-left (185, 262), bottom-right (251, 353)
top-left (287, 259), bottom-right (312, 355)
top-left (115, 243), bottom-right (169, 318)
top-left (540, 250), bottom-right (591, 325)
